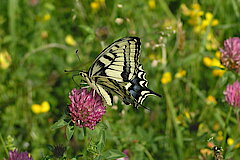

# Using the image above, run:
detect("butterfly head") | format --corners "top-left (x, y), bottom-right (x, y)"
top-left (79, 71), bottom-right (88, 78)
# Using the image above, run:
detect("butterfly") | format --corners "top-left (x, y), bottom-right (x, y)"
top-left (76, 37), bottom-right (161, 109)
top-left (212, 146), bottom-right (224, 160)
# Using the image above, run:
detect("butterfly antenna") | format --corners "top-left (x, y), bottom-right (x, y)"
top-left (76, 49), bottom-right (81, 63)
top-left (64, 69), bottom-right (82, 73)
top-left (64, 50), bottom-right (82, 73)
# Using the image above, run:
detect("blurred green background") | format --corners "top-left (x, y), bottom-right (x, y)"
top-left (0, 0), bottom-right (240, 159)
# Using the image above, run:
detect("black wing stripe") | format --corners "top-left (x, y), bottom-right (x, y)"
top-left (103, 54), bottom-right (114, 61)
top-left (88, 37), bottom-right (141, 82)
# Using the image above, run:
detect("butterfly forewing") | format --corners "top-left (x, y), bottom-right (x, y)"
top-left (88, 37), bottom-right (141, 82)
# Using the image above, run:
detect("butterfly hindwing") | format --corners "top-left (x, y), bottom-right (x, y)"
top-left (95, 83), bottom-right (113, 106)
top-left (96, 65), bottom-right (161, 108)
top-left (126, 65), bottom-right (161, 106)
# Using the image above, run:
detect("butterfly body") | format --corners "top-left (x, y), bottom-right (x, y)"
top-left (79, 37), bottom-right (161, 108)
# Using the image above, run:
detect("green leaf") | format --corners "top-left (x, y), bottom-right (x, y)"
top-left (98, 122), bottom-right (108, 130)
top-left (102, 149), bottom-right (126, 159)
top-left (97, 130), bottom-right (106, 151)
top-left (45, 144), bottom-right (54, 151)
top-left (94, 155), bottom-right (104, 160)
top-left (40, 155), bottom-right (53, 160)
top-left (66, 123), bottom-right (74, 141)
top-left (79, 25), bottom-right (94, 34)
top-left (51, 118), bottom-right (68, 130)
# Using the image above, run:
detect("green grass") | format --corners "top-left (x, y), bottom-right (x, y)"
top-left (0, 0), bottom-right (240, 159)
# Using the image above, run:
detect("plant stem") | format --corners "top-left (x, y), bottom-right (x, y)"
top-left (236, 109), bottom-right (240, 131)
top-left (83, 127), bottom-right (88, 159)
top-left (163, 85), bottom-right (183, 160)
top-left (221, 106), bottom-right (233, 151)
top-left (144, 147), bottom-right (154, 160)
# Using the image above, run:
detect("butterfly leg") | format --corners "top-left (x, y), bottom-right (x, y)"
top-left (80, 82), bottom-right (88, 85)
top-left (71, 74), bottom-right (81, 87)
top-left (81, 86), bottom-right (90, 89)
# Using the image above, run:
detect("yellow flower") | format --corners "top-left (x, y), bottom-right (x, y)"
top-left (91, 1), bottom-right (100, 12)
top-left (180, 4), bottom-right (191, 16)
top-left (201, 12), bottom-right (213, 28)
top-left (187, 3), bottom-right (204, 26)
top-left (212, 69), bottom-right (225, 77)
top-left (184, 111), bottom-right (190, 119)
top-left (182, 3), bottom-right (219, 36)
top-left (31, 104), bottom-right (42, 114)
top-left (65, 35), bottom-right (77, 46)
top-left (205, 12), bottom-right (219, 27)
top-left (193, 25), bottom-right (202, 33)
top-left (96, 0), bottom-right (105, 6)
top-left (216, 131), bottom-right (223, 141)
top-left (43, 13), bottom-right (51, 21)
top-left (211, 58), bottom-right (223, 68)
top-left (212, 19), bottom-right (219, 26)
top-left (206, 95), bottom-right (217, 105)
top-left (208, 57), bottom-right (225, 77)
top-left (205, 32), bottom-right (219, 50)
top-left (203, 57), bottom-right (212, 67)
top-left (41, 101), bottom-right (50, 113)
top-left (0, 50), bottom-right (11, 69)
top-left (190, 3), bottom-right (203, 17)
top-left (234, 143), bottom-right (240, 149)
top-left (210, 58), bottom-right (225, 77)
top-left (148, 0), bottom-right (156, 9)
top-left (161, 72), bottom-right (172, 84)
top-left (203, 56), bottom-right (225, 76)
top-left (227, 138), bottom-right (234, 146)
top-left (195, 12), bottom-right (218, 34)
top-left (31, 101), bottom-right (50, 114)
top-left (175, 69), bottom-right (186, 78)
top-left (215, 51), bottom-right (221, 59)
top-left (191, 3), bottom-right (201, 10)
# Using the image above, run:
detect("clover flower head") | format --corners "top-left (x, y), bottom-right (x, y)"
top-left (220, 37), bottom-right (240, 73)
top-left (68, 88), bottom-right (106, 130)
top-left (224, 81), bottom-right (240, 107)
top-left (8, 149), bottom-right (33, 160)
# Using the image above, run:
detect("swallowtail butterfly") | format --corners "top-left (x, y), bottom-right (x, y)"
top-left (75, 37), bottom-right (161, 109)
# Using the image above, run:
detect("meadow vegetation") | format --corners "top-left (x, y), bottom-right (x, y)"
top-left (0, 0), bottom-right (239, 159)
